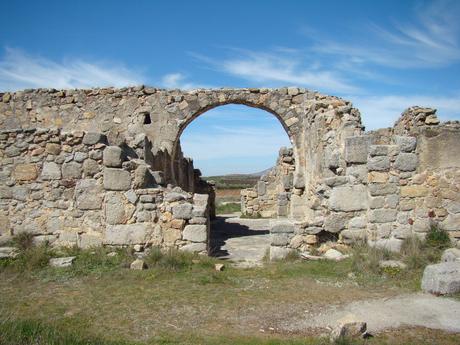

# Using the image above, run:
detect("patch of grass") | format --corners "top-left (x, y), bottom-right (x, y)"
top-left (1, 244), bottom-right (52, 273)
top-left (216, 202), bottom-right (241, 214)
top-left (144, 247), bottom-right (218, 272)
top-left (425, 223), bottom-right (451, 249)
top-left (11, 232), bottom-right (35, 251)
top-left (240, 212), bottom-right (262, 219)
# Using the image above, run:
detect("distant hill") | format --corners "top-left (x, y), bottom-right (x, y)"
top-left (203, 167), bottom-right (273, 189)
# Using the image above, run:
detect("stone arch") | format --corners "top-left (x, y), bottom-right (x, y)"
top-left (170, 99), bottom-right (300, 186)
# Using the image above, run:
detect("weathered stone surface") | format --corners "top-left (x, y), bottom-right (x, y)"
top-left (324, 213), bottom-right (348, 233)
top-left (271, 233), bottom-right (291, 246)
top-left (180, 242), bottom-right (207, 252)
top-left (331, 320), bottom-right (367, 341)
top-left (269, 246), bottom-right (294, 261)
top-left (330, 185), bottom-right (367, 211)
top-left (442, 214), bottom-right (460, 231)
top-left (45, 143), bottom-right (61, 155)
top-left (400, 185), bottom-right (428, 197)
top-left (103, 168), bottom-right (131, 190)
top-left (165, 192), bottom-right (186, 202)
top-left (83, 132), bottom-right (105, 145)
top-left (368, 171), bottom-right (388, 183)
top-left (0, 247), bottom-right (18, 259)
top-left (348, 216), bottom-right (367, 229)
top-left (394, 153), bottom-right (418, 171)
top-left (172, 203), bottom-right (193, 220)
top-left (105, 192), bottom-right (135, 225)
top-left (369, 183), bottom-right (398, 196)
top-left (103, 146), bottom-right (123, 167)
top-left (49, 256), bottom-right (76, 268)
top-left (370, 238), bottom-right (403, 252)
top-left (324, 248), bottom-right (345, 260)
top-left (130, 259), bottom-right (147, 270)
top-left (340, 229), bottom-right (366, 244)
top-left (367, 156), bottom-right (390, 171)
top-left (62, 162), bottom-right (82, 179)
top-left (13, 164), bottom-right (38, 181)
top-left (441, 248), bottom-right (460, 262)
top-left (257, 181), bottom-right (266, 195)
top-left (41, 162), bottom-right (61, 180)
top-left (395, 136), bottom-right (416, 152)
top-left (345, 136), bottom-right (374, 163)
top-left (368, 209), bottom-right (397, 223)
top-left (270, 221), bottom-right (295, 233)
top-left (75, 179), bottom-right (103, 210)
top-left (82, 159), bottom-right (99, 176)
top-left (182, 224), bottom-right (207, 242)
top-left (421, 262), bottom-right (460, 295)
top-left (105, 223), bottom-right (152, 245)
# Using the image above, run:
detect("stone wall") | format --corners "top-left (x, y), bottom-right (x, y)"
top-left (241, 147), bottom-right (295, 218)
top-left (268, 107), bottom-right (460, 255)
top-left (0, 128), bottom-right (210, 252)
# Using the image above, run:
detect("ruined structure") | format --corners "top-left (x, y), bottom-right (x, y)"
top-left (0, 86), bottom-right (459, 257)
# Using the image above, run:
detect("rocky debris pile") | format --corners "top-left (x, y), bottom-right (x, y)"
top-left (394, 107), bottom-right (440, 135)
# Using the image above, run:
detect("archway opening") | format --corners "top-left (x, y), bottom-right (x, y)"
top-left (177, 104), bottom-right (292, 265)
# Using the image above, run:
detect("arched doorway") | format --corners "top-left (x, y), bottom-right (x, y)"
top-left (175, 103), bottom-right (292, 265)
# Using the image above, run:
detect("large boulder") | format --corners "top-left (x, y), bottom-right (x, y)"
top-left (421, 262), bottom-right (460, 295)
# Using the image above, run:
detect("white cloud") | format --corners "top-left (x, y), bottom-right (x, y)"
top-left (0, 47), bottom-right (144, 91)
top-left (161, 72), bottom-right (211, 90)
top-left (351, 93), bottom-right (460, 130)
top-left (191, 49), bottom-right (358, 93)
top-left (312, 0), bottom-right (460, 68)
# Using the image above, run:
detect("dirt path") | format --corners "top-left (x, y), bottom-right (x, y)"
top-left (283, 293), bottom-right (460, 334)
top-left (209, 214), bottom-right (271, 267)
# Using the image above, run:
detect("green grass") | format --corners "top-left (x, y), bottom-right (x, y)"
top-left (216, 202), bottom-right (241, 214)
top-left (203, 175), bottom-right (259, 189)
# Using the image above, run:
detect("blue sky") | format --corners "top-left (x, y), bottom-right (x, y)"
top-left (1, 0), bottom-right (460, 175)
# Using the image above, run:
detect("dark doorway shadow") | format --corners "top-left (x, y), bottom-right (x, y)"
top-left (209, 215), bottom-right (270, 258)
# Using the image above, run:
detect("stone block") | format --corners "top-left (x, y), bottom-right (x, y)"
top-left (368, 171), bottom-right (388, 183)
top-left (368, 209), bottom-right (397, 223)
top-left (105, 192), bottom-right (135, 225)
top-left (49, 256), bottom-right (75, 268)
top-left (369, 196), bottom-right (385, 209)
top-left (367, 156), bottom-right (390, 171)
top-left (133, 165), bottom-right (155, 188)
top-left (329, 185), bottom-right (367, 211)
top-left (13, 164), bottom-right (38, 181)
top-left (394, 153), bottom-right (418, 171)
top-left (104, 223), bottom-right (152, 245)
top-left (82, 159), bottom-right (100, 176)
top-left (182, 224), bottom-right (207, 242)
top-left (324, 213), bottom-right (348, 233)
top-left (179, 242), bottom-right (207, 253)
top-left (442, 214), bottom-right (460, 231)
top-left (165, 192), bottom-right (186, 202)
top-left (79, 234), bottom-right (103, 249)
top-left (421, 262), bottom-right (460, 295)
top-left (395, 136), bottom-right (417, 152)
top-left (172, 203), bottom-right (193, 220)
top-left (103, 146), bottom-right (123, 167)
top-left (103, 168), bottom-right (131, 190)
top-left (270, 221), bottom-right (295, 233)
top-left (62, 162), bottom-right (82, 179)
top-left (369, 238), bottom-right (402, 252)
top-left (269, 246), bottom-right (294, 261)
top-left (45, 143), bottom-right (61, 155)
top-left (340, 229), bottom-right (366, 244)
top-left (83, 132), bottom-right (106, 145)
top-left (348, 216), bottom-right (366, 229)
top-left (346, 165), bottom-right (368, 183)
top-left (75, 179), bottom-right (103, 210)
top-left (369, 183), bottom-right (398, 196)
top-left (271, 233), bottom-right (290, 246)
top-left (41, 162), bottom-right (61, 180)
top-left (345, 135), bottom-right (375, 163)
top-left (400, 185), bottom-right (428, 198)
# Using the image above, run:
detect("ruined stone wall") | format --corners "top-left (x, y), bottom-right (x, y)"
top-left (0, 128), bottom-right (210, 252)
top-left (241, 147), bottom-right (295, 218)
top-left (268, 107), bottom-right (460, 256)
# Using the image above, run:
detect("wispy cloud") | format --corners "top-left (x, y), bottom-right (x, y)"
top-left (351, 93), bottom-right (460, 130)
top-left (191, 49), bottom-right (358, 93)
top-left (0, 47), bottom-right (144, 91)
top-left (160, 72), bottom-right (210, 90)
top-left (312, 0), bottom-right (460, 68)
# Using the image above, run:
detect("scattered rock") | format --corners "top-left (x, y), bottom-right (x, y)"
top-left (130, 259), bottom-right (147, 270)
top-left (421, 262), bottom-right (460, 295)
top-left (49, 256), bottom-right (76, 268)
top-left (330, 315), bottom-right (367, 341)
top-left (324, 248), bottom-right (346, 261)
top-left (215, 263), bottom-right (225, 271)
top-left (107, 252), bottom-right (117, 257)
